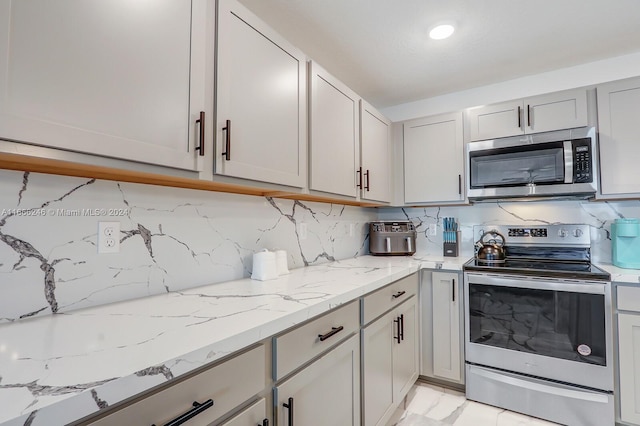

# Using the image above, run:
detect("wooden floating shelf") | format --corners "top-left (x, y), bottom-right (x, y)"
top-left (0, 152), bottom-right (384, 208)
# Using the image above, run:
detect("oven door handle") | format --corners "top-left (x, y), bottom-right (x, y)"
top-left (563, 140), bottom-right (573, 184)
top-left (464, 272), bottom-right (608, 295)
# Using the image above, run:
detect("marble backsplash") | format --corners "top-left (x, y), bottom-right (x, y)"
top-left (379, 199), bottom-right (640, 262)
top-left (0, 169), bottom-right (376, 323)
top-left (3, 166), bottom-right (640, 324)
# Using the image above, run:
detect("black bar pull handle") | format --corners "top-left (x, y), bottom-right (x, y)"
top-left (364, 169), bottom-right (370, 191)
top-left (392, 290), bottom-right (406, 299)
top-left (393, 317), bottom-right (400, 343)
top-left (458, 174), bottom-right (462, 195)
top-left (452, 278), bottom-right (456, 302)
top-left (260, 419), bottom-right (269, 426)
top-left (222, 119), bottom-right (231, 161)
top-left (517, 106), bottom-right (521, 128)
top-left (527, 104), bottom-right (532, 127)
top-left (356, 167), bottom-right (363, 189)
top-left (152, 399), bottom-right (214, 426)
top-left (283, 397), bottom-right (294, 426)
top-left (399, 313), bottom-right (405, 341)
top-left (318, 325), bottom-right (344, 342)
top-left (195, 111), bottom-right (205, 156)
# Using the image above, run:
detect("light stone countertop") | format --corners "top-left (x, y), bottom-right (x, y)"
top-left (598, 263), bottom-right (640, 284)
top-left (0, 254), bottom-right (469, 426)
top-left (2, 253), bottom-right (633, 426)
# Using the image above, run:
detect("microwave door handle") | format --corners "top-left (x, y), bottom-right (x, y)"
top-left (385, 237), bottom-right (391, 253)
top-left (405, 236), bottom-right (413, 253)
top-left (563, 141), bottom-right (573, 184)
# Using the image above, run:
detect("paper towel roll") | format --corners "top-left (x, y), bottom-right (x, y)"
top-left (251, 250), bottom-right (278, 281)
top-left (275, 250), bottom-right (289, 275)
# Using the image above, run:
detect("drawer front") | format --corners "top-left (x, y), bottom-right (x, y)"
top-left (88, 345), bottom-right (266, 426)
top-left (274, 301), bottom-right (359, 380)
top-left (618, 285), bottom-right (640, 312)
top-left (362, 273), bottom-right (418, 325)
top-left (220, 398), bottom-right (267, 426)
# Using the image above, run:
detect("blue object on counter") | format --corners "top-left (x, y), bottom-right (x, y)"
top-left (612, 218), bottom-right (640, 269)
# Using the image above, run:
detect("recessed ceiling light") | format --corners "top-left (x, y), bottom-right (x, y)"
top-left (429, 24), bottom-right (455, 40)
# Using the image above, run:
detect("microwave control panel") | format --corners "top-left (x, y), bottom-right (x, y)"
top-left (573, 138), bottom-right (592, 183)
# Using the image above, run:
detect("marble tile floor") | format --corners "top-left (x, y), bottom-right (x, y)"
top-left (394, 381), bottom-right (560, 426)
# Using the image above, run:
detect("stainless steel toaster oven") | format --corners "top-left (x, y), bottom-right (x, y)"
top-left (369, 221), bottom-right (417, 256)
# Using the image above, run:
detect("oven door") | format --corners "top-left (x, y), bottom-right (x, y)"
top-left (464, 272), bottom-right (613, 391)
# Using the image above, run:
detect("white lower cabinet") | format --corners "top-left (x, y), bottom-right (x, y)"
top-left (82, 344), bottom-right (267, 426)
top-left (617, 285), bottom-right (640, 425)
top-left (421, 271), bottom-right (464, 384)
top-left (220, 398), bottom-right (269, 426)
top-left (392, 298), bottom-right (419, 402)
top-left (362, 274), bottom-right (419, 426)
top-left (275, 334), bottom-right (360, 426)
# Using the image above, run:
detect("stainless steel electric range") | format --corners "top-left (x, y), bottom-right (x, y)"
top-left (463, 224), bottom-right (613, 426)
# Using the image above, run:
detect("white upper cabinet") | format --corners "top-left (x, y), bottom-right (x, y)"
top-left (468, 88), bottom-right (589, 141)
top-left (0, 0), bottom-right (207, 171)
top-left (467, 100), bottom-right (524, 141)
top-left (403, 112), bottom-right (465, 204)
top-left (360, 100), bottom-right (391, 203)
top-left (309, 62), bottom-right (359, 197)
top-left (215, 0), bottom-right (307, 188)
top-left (597, 77), bottom-right (640, 197)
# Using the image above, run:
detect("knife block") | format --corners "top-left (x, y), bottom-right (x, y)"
top-left (443, 231), bottom-right (460, 257)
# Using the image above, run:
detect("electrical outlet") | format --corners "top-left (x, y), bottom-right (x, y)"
top-left (349, 223), bottom-right (355, 237)
top-left (98, 221), bottom-right (120, 253)
top-left (428, 225), bottom-right (437, 236)
top-left (298, 222), bottom-right (308, 240)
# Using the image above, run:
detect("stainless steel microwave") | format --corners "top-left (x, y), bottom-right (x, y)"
top-left (466, 127), bottom-right (598, 201)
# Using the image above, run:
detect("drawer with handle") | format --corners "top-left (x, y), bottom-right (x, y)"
top-left (361, 273), bottom-right (418, 325)
top-left (84, 344), bottom-right (266, 426)
top-left (273, 301), bottom-right (359, 380)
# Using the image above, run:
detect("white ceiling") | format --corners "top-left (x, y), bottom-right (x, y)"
top-left (237, 0), bottom-right (640, 109)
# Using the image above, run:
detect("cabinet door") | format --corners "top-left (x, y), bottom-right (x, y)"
top-left (276, 334), bottom-right (360, 426)
top-left (618, 313), bottom-right (640, 424)
top-left (524, 89), bottom-right (588, 134)
top-left (216, 0), bottom-right (306, 187)
top-left (360, 100), bottom-right (391, 203)
top-left (392, 296), bottom-right (419, 403)
top-left (431, 272), bottom-right (462, 382)
top-left (0, 0), bottom-right (204, 171)
top-left (467, 100), bottom-right (523, 141)
top-left (403, 112), bottom-right (464, 204)
top-left (597, 77), bottom-right (640, 196)
top-left (361, 311), bottom-right (395, 426)
top-left (219, 398), bottom-right (268, 426)
top-left (309, 62), bottom-right (359, 197)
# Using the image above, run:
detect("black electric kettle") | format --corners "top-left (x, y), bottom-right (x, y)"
top-left (475, 230), bottom-right (506, 264)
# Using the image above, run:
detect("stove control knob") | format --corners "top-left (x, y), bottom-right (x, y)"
top-left (573, 228), bottom-right (584, 238)
top-left (558, 229), bottom-right (568, 238)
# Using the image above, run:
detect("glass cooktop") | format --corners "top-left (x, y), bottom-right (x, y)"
top-left (463, 257), bottom-right (611, 281)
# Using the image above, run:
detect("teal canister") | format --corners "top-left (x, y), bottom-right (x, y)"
top-left (612, 218), bottom-right (640, 269)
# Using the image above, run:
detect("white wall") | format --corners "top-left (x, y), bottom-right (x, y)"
top-left (382, 51), bottom-right (640, 122)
